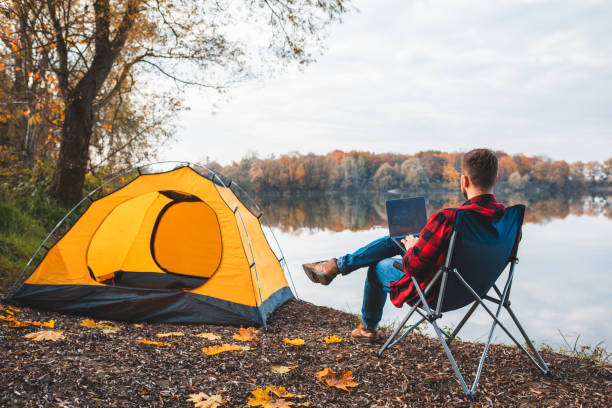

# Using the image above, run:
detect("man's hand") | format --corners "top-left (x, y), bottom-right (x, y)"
top-left (400, 235), bottom-right (419, 250)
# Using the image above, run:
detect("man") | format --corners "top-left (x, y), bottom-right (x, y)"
top-left (302, 148), bottom-right (506, 342)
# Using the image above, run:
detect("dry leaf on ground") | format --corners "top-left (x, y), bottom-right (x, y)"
top-left (233, 327), bottom-right (259, 342)
top-left (187, 392), bottom-right (225, 407)
top-left (271, 365), bottom-right (298, 374)
top-left (247, 387), bottom-right (295, 407)
top-left (324, 335), bottom-right (343, 344)
top-left (80, 318), bottom-right (120, 334)
top-left (138, 339), bottom-right (169, 347)
top-left (157, 331), bottom-right (184, 338)
top-left (24, 330), bottom-right (65, 342)
top-left (268, 386), bottom-right (294, 398)
top-left (315, 368), bottom-right (359, 391)
top-left (202, 344), bottom-right (242, 355)
top-left (192, 332), bottom-right (221, 340)
top-left (283, 338), bottom-right (304, 346)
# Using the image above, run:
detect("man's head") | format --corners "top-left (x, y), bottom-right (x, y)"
top-left (461, 148), bottom-right (498, 199)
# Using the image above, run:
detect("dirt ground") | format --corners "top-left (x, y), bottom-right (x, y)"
top-left (1, 298), bottom-right (610, 407)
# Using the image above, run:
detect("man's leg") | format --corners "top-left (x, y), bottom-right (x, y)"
top-left (352, 257), bottom-right (404, 341)
top-left (302, 236), bottom-right (402, 285)
top-left (337, 236), bottom-right (402, 275)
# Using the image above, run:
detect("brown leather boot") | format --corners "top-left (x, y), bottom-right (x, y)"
top-left (302, 258), bottom-right (339, 285)
top-left (351, 322), bottom-right (385, 343)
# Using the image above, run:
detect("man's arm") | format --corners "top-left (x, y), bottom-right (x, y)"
top-left (400, 210), bottom-right (454, 281)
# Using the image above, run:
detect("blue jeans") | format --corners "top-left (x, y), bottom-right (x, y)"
top-left (337, 236), bottom-right (405, 330)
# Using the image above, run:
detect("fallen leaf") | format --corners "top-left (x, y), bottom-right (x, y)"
top-left (315, 368), bottom-right (359, 391)
top-left (193, 333), bottom-right (222, 340)
top-left (271, 365), bottom-right (298, 374)
top-left (8, 306), bottom-right (21, 312)
top-left (248, 386), bottom-right (299, 407)
top-left (233, 327), bottom-right (259, 342)
top-left (187, 392), bottom-right (225, 407)
top-left (324, 335), bottom-right (343, 344)
top-left (133, 324), bottom-right (144, 328)
top-left (157, 331), bottom-right (184, 338)
top-left (80, 318), bottom-right (120, 334)
top-left (80, 318), bottom-right (97, 328)
top-left (247, 387), bottom-right (271, 406)
top-left (138, 339), bottom-right (169, 347)
top-left (202, 344), bottom-right (242, 355)
top-left (24, 330), bottom-right (65, 342)
top-left (268, 386), bottom-right (294, 398)
top-left (283, 338), bottom-right (304, 346)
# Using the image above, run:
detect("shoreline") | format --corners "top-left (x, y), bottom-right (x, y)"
top-left (1, 298), bottom-right (610, 407)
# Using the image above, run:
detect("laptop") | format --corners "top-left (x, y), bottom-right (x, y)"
top-left (386, 197), bottom-right (428, 253)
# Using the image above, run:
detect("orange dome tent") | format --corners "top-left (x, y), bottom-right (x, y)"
top-left (8, 163), bottom-right (294, 326)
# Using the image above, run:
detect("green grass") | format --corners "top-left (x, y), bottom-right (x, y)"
top-left (0, 190), bottom-right (67, 293)
top-left (549, 330), bottom-right (611, 364)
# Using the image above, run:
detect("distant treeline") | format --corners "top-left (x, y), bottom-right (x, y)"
top-left (205, 150), bottom-right (612, 193)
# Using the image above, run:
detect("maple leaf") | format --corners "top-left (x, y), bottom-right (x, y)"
top-left (187, 392), bottom-right (225, 407)
top-left (248, 387), bottom-right (271, 407)
top-left (315, 368), bottom-right (359, 391)
top-left (80, 318), bottom-right (119, 333)
top-left (271, 365), bottom-right (298, 374)
top-left (202, 344), bottom-right (242, 355)
top-left (268, 386), bottom-right (294, 398)
top-left (80, 318), bottom-right (97, 328)
top-left (8, 306), bottom-right (20, 312)
top-left (233, 327), bottom-right (259, 342)
top-left (138, 339), bottom-right (169, 347)
top-left (157, 331), bottom-right (184, 338)
top-left (324, 335), bottom-right (343, 344)
top-left (24, 330), bottom-right (65, 342)
top-left (283, 338), bottom-right (304, 346)
top-left (28, 319), bottom-right (55, 328)
top-left (192, 332), bottom-right (221, 340)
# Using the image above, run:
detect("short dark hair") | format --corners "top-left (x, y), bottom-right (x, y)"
top-left (462, 148), bottom-right (498, 189)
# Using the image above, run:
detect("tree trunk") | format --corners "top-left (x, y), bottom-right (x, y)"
top-left (51, 93), bottom-right (94, 206)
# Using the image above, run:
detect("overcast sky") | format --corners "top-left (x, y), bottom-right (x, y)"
top-left (162, 0), bottom-right (612, 165)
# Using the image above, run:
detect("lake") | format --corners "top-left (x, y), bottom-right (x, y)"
top-left (255, 191), bottom-right (612, 350)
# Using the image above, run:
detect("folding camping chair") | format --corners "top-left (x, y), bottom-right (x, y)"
top-left (377, 205), bottom-right (551, 400)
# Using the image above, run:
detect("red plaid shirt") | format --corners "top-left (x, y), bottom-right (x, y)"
top-left (389, 194), bottom-right (506, 307)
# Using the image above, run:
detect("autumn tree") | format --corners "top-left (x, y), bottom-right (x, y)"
top-left (399, 158), bottom-right (425, 188)
top-left (372, 162), bottom-right (399, 190)
top-left (1, 0), bottom-right (349, 205)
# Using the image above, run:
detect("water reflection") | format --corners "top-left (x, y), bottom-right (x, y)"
top-left (251, 191), bottom-right (611, 233)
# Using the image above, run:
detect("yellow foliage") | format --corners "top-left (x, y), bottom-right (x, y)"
top-left (233, 327), bottom-right (259, 342)
top-left (324, 335), bottom-right (343, 344)
top-left (80, 319), bottom-right (96, 328)
top-left (156, 332), bottom-right (184, 338)
top-left (271, 365), bottom-right (298, 374)
top-left (283, 338), bottom-right (304, 346)
top-left (268, 386), bottom-right (294, 398)
top-left (187, 392), bottom-right (225, 407)
top-left (315, 368), bottom-right (359, 391)
top-left (202, 344), bottom-right (242, 356)
top-left (24, 330), bottom-right (65, 342)
top-left (80, 318), bottom-right (120, 334)
top-left (193, 333), bottom-right (222, 340)
top-left (138, 339), bottom-right (170, 347)
top-left (247, 387), bottom-right (294, 408)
